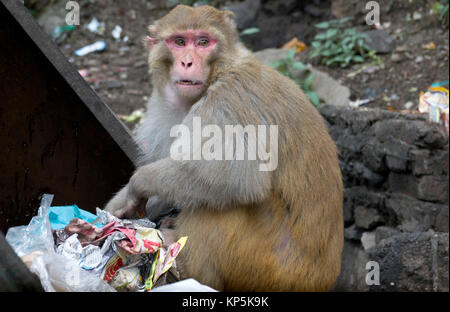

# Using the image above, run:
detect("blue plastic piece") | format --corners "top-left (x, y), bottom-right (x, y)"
top-left (48, 205), bottom-right (105, 230)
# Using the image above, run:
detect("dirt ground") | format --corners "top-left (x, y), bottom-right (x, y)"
top-left (43, 0), bottom-right (449, 130)
top-left (315, 0), bottom-right (450, 112)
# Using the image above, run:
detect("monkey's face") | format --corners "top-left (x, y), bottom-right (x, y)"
top-left (165, 30), bottom-right (216, 102)
top-left (147, 5), bottom-right (239, 106)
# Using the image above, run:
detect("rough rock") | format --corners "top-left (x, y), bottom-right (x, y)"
top-left (319, 105), bottom-right (449, 292)
top-left (361, 231), bottom-right (377, 250)
top-left (309, 67), bottom-right (351, 107)
top-left (333, 241), bottom-right (370, 292)
top-left (35, 0), bottom-right (68, 36)
top-left (225, 0), bottom-right (261, 30)
top-left (388, 173), bottom-right (449, 204)
top-left (375, 226), bottom-right (401, 244)
top-left (386, 193), bottom-right (449, 232)
top-left (354, 206), bottom-right (384, 230)
top-left (344, 224), bottom-right (364, 241)
top-left (382, 137), bottom-right (411, 172)
top-left (369, 232), bottom-right (449, 292)
top-left (363, 30), bottom-right (396, 54)
top-left (262, 0), bottom-right (298, 15)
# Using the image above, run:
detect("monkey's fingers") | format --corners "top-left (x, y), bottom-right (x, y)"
top-left (114, 198), bottom-right (146, 219)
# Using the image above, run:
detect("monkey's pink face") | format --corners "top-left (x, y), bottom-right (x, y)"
top-left (165, 30), bottom-right (217, 100)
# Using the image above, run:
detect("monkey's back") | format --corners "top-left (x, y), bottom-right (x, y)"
top-left (175, 57), bottom-right (344, 291)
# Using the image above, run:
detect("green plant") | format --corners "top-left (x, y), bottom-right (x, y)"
top-left (240, 27), bottom-right (260, 36)
top-left (309, 18), bottom-right (381, 68)
top-left (270, 48), bottom-right (321, 107)
top-left (433, 0), bottom-right (449, 28)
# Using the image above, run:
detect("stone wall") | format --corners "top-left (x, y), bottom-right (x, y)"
top-left (318, 105), bottom-right (449, 292)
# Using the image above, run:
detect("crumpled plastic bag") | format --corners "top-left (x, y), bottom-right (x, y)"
top-left (5, 194), bottom-right (115, 292)
top-left (29, 252), bottom-right (115, 292)
top-left (6, 194), bottom-right (55, 257)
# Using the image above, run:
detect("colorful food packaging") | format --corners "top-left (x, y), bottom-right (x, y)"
top-left (419, 86), bottom-right (449, 135)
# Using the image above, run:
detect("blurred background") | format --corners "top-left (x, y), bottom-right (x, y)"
top-left (24, 0), bottom-right (449, 130)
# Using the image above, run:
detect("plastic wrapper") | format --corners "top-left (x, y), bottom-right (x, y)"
top-left (29, 252), bottom-right (115, 292)
top-left (145, 236), bottom-right (187, 291)
top-left (74, 41), bottom-right (106, 56)
top-left (419, 86), bottom-right (449, 135)
top-left (49, 205), bottom-right (105, 230)
top-left (86, 18), bottom-right (105, 35)
top-left (6, 194), bottom-right (55, 257)
top-left (110, 267), bottom-right (141, 291)
top-left (153, 236), bottom-right (187, 282)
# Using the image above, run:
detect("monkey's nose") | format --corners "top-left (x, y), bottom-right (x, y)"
top-left (181, 61), bottom-right (193, 69)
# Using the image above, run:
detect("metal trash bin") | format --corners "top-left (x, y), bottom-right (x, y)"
top-left (0, 0), bottom-right (139, 290)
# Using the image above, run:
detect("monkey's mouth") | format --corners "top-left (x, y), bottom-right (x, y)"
top-left (175, 80), bottom-right (203, 87)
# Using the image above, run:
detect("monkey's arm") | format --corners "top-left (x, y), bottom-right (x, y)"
top-left (105, 85), bottom-right (273, 215)
top-left (129, 153), bottom-right (271, 211)
top-left (132, 128), bottom-right (271, 210)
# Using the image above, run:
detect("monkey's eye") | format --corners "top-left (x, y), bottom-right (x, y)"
top-left (197, 38), bottom-right (210, 47)
top-left (174, 38), bottom-right (186, 47)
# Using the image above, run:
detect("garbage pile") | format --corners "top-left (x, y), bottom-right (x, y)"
top-left (5, 194), bottom-right (187, 292)
top-left (419, 85), bottom-right (449, 135)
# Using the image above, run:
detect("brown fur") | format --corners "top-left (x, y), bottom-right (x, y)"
top-left (105, 5), bottom-right (343, 291)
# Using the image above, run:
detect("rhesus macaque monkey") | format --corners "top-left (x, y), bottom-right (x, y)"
top-left (104, 5), bottom-right (343, 291)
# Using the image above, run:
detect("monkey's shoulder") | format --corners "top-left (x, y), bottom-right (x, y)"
top-left (207, 58), bottom-right (312, 115)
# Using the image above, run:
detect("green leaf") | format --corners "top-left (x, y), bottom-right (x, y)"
top-left (342, 37), bottom-right (352, 45)
top-left (286, 47), bottom-right (296, 60)
top-left (291, 61), bottom-right (307, 71)
top-left (338, 17), bottom-right (352, 24)
top-left (305, 91), bottom-right (321, 107)
top-left (309, 50), bottom-right (321, 59)
top-left (324, 40), bottom-right (333, 49)
top-left (240, 27), bottom-right (260, 36)
top-left (326, 28), bottom-right (338, 38)
top-left (314, 33), bottom-right (328, 40)
top-left (325, 58), bottom-right (338, 66)
top-left (311, 41), bottom-right (322, 49)
top-left (353, 55), bottom-right (365, 62)
top-left (315, 21), bottom-right (330, 29)
top-left (269, 60), bottom-right (284, 68)
top-left (303, 72), bottom-right (315, 90)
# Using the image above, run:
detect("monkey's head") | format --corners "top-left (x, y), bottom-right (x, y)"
top-left (145, 5), bottom-right (239, 106)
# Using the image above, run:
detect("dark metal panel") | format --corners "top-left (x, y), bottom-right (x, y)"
top-left (0, 0), bottom-right (137, 233)
top-left (1, 0), bottom-right (140, 165)
top-left (0, 231), bottom-right (44, 291)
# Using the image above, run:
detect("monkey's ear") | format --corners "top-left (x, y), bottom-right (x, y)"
top-left (148, 25), bottom-right (158, 37)
top-left (222, 10), bottom-right (237, 29)
top-left (146, 36), bottom-right (156, 50)
top-left (223, 10), bottom-right (235, 20)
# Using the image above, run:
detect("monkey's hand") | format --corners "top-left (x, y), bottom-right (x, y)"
top-left (104, 173), bottom-right (147, 219)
